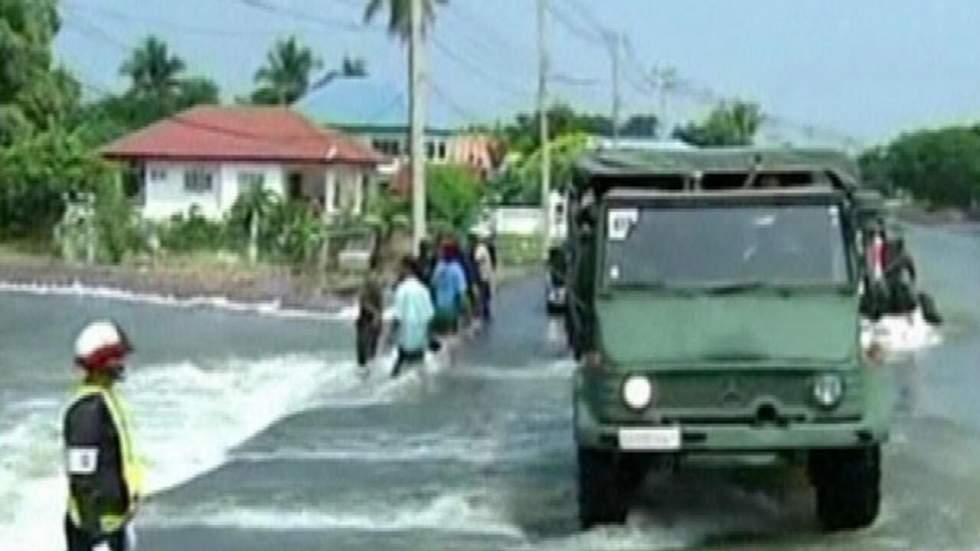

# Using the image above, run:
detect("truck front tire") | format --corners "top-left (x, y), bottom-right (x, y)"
top-left (810, 445), bottom-right (881, 531)
top-left (577, 448), bottom-right (642, 529)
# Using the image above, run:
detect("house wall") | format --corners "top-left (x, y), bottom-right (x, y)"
top-left (220, 162), bottom-right (285, 204)
top-left (141, 159), bottom-right (375, 221)
top-left (142, 160), bottom-right (284, 220)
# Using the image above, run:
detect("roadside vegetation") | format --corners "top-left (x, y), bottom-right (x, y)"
top-left (860, 127), bottom-right (980, 213)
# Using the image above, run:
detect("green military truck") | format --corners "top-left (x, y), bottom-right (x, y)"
top-left (564, 148), bottom-right (893, 531)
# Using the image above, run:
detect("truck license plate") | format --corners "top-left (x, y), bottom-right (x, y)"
top-left (618, 427), bottom-right (681, 451)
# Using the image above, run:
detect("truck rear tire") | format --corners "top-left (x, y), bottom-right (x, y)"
top-left (577, 448), bottom-right (639, 529)
top-left (810, 445), bottom-right (881, 531)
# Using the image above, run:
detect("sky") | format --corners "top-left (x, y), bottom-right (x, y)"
top-left (53, 0), bottom-right (980, 147)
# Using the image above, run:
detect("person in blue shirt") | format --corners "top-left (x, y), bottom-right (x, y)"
top-left (431, 240), bottom-right (469, 336)
top-left (388, 256), bottom-right (435, 378)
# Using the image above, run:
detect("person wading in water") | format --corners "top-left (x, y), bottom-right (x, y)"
top-left (63, 320), bottom-right (144, 551)
top-left (388, 255), bottom-right (435, 378)
top-left (356, 253), bottom-right (385, 376)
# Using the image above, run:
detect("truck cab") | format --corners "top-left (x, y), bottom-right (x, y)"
top-left (566, 148), bottom-right (892, 531)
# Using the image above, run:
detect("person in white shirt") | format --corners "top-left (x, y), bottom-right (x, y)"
top-left (388, 256), bottom-right (435, 378)
top-left (473, 235), bottom-right (495, 321)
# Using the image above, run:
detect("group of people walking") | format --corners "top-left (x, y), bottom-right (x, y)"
top-left (356, 232), bottom-right (497, 378)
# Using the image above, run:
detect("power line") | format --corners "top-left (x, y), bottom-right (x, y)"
top-left (60, 10), bottom-right (133, 53)
top-left (546, 2), bottom-right (605, 45)
top-left (444, 2), bottom-right (526, 59)
top-left (565, 0), bottom-right (609, 37)
top-left (435, 7), bottom-right (533, 83)
top-left (222, 0), bottom-right (366, 32)
top-left (61, 0), bottom-right (284, 38)
top-left (430, 81), bottom-right (487, 127)
top-left (430, 35), bottom-right (532, 100)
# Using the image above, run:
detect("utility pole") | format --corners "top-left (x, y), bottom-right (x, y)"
top-left (409, 0), bottom-right (426, 254)
top-left (608, 32), bottom-right (621, 146)
top-left (537, 0), bottom-right (551, 256)
top-left (655, 66), bottom-right (677, 140)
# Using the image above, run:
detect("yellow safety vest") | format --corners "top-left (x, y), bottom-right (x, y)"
top-left (66, 384), bottom-right (146, 534)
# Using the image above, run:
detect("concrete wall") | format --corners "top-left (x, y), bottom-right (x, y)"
top-left (486, 193), bottom-right (567, 240)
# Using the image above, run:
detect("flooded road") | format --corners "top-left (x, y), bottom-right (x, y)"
top-left (2, 224), bottom-right (979, 550)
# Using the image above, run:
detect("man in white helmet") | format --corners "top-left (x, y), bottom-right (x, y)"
top-left (63, 320), bottom-right (144, 551)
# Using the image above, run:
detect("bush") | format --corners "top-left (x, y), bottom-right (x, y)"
top-left (158, 206), bottom-right (227, 252)
top-left (267, 200), bottom-right (325, 266)
top-left (496, 234), bottom-right (544, 266)
top-left (93, 180), bottom-right (144, 263)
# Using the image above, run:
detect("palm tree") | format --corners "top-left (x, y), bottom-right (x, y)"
top-left (251, 36), bottom-right (322, 105)
top-left (309, 55), bottom-right (368, 91)
top-left (231, 186), bottom-right (278, 264)
top-left (120, 36), bottom-right (186, 100)
top-left (363, 0), bottom-right (447, 41)
top-left (727, 101), bottom-right (763, 145)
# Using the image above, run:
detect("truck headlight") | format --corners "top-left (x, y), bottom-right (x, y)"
top-left (812, 374), bottom-right (844, 408)
top-left (622, 375), bottom-right (653, 411)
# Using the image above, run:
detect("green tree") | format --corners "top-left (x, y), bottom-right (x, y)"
top-left (0, 130), bottom-right (111, 239)
top-left (73, 71), bottom-right (219, 147)
top-left (503, 103), bottom-right (609, 155)
top-left (363, 0), bottom-right (448, 40)
top-left (251, 36), bottom-right (322, 105)
top-left (869, 126), bottom-right (980, 209)
top-left (673, 101), bottom-right (763, 147)
top-left (176, 77), bottom-right (220, 108)
top-left (0, 0), bottom-right (80, 146)
top-left (857, 146), bottom-right (894, 196)
top-left (507, 132), bottom-right (590, 202)
top-left (425, 164), bottom-right (483, 231)
top-left (620, 114), bottom-right (659, 138)
top-left (120, 36), bottom-right (187, 103)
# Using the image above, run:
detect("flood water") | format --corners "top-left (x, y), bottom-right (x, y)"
top-left (1, 223), bottom-right (978, 550)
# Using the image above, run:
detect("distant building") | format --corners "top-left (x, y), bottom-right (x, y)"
top-left (101, 106), bottom-right (383, 220)
top-left (296, 78), bottom-right (502, 181)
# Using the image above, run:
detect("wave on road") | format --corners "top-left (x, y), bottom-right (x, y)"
top-left (0, 352), bottom-right (359, 550)
top-left (0, 280), bottom-right (359, 321)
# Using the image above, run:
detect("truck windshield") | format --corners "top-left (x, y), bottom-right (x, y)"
top-left (604, 204), bottom-right (850, 288)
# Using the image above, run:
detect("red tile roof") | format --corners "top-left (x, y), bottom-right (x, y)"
top-left (101, 106), bottom-right (383, 165)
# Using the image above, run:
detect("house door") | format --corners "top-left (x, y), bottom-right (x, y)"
top-left (287, 172), bottom-right (303, 201)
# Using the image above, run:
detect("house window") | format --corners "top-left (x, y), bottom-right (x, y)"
top-left (372, 139), bottom-right (402, 156)
top-left (437, 141), bottom-right (447, 160)
top-left (426, 141), bottom-right (435, 160)
top-left (238, 171), bottom-right (265, 194)
top-left (183, 167), bottom-right (214, 194)
top-left (149, 168), bottom-right (168, 181)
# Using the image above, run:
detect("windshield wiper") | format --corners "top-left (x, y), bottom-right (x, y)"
top-left (704, 281), bottom-right (771, 295)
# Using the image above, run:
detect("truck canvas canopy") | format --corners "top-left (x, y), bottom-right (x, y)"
top-left (573, 148), bottom-right (862, 196)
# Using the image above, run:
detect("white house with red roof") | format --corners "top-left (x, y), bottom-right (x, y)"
top-left (101, 106), bottom-right (384, 220)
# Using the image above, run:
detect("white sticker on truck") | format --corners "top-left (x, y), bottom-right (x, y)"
top-left (608, 209), bottom-right (639, 241)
